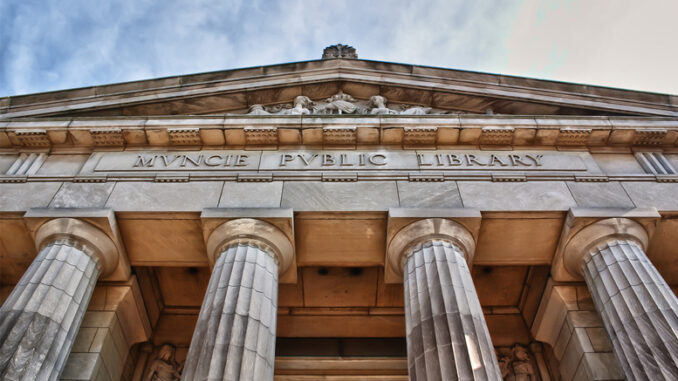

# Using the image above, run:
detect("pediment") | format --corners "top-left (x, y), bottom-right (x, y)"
top-left (1, 59), bottom-right (676, 119)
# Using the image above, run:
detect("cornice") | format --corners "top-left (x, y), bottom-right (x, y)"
top-left (1, 59), bottom-right (676, 119)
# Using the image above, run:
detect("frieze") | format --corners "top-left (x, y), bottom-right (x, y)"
top-left (92, 150), bottom-right (588, 172)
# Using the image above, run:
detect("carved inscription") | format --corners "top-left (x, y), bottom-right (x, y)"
top-left (133, 154), bottom-right (250, 168)
top-left (94, 150), bottom-right (587, 172)
top-left (279, 153), bottom-right (387, 167)
top-left (416, 153), bottom-right (543, 167)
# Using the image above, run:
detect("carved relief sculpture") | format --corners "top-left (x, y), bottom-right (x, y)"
top-left (495, 344), bottom-right (538, 381)
top-left (245, 91), bottom-right (446, 116)
top-left (369, 95), bottom-right (397, 115)
top-left (285, 95), bottom-right (313, 115)
top-left (512, 345), bottom-right (535, 381)
top-left (314, 91), bottom-right (359, 114)
top-left (144, 344), bottom-right (183, 381)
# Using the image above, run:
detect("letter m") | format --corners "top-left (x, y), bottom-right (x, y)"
top-left (134, 155), bottom-right (156, 167)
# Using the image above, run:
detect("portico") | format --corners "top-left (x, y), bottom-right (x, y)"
top-left (1, 47), bottom-right (678, 380)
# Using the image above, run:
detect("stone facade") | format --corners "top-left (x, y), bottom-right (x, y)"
top-left (1, 50), bottom-right (677, 380)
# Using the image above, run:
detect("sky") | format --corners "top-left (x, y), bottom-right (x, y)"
top-left (0, 0), bottom-right (677, 98)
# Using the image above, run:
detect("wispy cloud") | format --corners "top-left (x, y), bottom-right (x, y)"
top-left (0, 0), bottom-right (676, 97)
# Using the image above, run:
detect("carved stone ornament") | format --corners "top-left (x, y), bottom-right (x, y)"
top-left (322, 43), bottom-right (358, 59)
top-left (205, 218), bottom-right (294, 274)
top-left (245, 91), bottom-right (454, 116)
top-left (144, 344), bottom-right (183, 381)
top-left (495, 344), bottom-right (539, 381)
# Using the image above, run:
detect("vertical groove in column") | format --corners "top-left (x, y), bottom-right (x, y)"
top-left (582, 239), bottom-right (678, 381)
top-left (0, 241), bottom-right (101, 380)
top-left (182, 243), bottom-right (278, 381)
top-left (403, 239), bottom-right (502, 381)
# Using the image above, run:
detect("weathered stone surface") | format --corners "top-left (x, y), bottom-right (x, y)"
top-left (49, 182), bottom-right (116, 208)
top-left (0, 242), bottom-right (100, 380)
top-left (182, 243), bottom-right (278, 380)
top-left (0, 154), bottom-right (18, 173)
top-left (0, 182), bottom-right (63, 211)
top-left (566, 182), bottom-right (635, 208)
top-left (532, 282), bottom-right (624, 381)
top-left (281, 181), bottom-right (398, 211)
top-left (105, 181), bottom-right (223, 211)
top-left (219, 182), bottom-right (283, 208)
top-left (36, 154), bottom-right (89, 175)
top-left (582, 240), bottom-right (678, 380)
top-left (621, 182), bottom-right (678, 210)
top-left (403, 240), bottom-right (501, 380)
top-left (592, 153), bottom-right (646, 175)
top-left (457, 181), bottom-right (577, 211)
top-left (396, 181), bottom-right (462, 208)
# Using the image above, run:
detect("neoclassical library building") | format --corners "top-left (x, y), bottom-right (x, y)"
top-left (1, 45), bottom-right (677, 380)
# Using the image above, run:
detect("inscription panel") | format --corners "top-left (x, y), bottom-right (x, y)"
top-left (93, 150), bottom-right (588, 172)
top-left (95, 150), bottom-right (260, 171)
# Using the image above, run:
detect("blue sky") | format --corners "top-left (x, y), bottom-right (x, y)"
top-left (1, 0), bottom-right (676, 97)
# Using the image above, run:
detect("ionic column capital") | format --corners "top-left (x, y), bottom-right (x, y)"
top-left (206, 218), bottom-right (294, 275)
top-left (552, 208), bottom-right (660, 281)
top-left (34, 217), bottom-right (120, 277)
top-left (387, 217), bottom-right (476, 280)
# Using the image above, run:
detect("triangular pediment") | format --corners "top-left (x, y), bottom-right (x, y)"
top-left (1, 58), bottom-right (676, 119)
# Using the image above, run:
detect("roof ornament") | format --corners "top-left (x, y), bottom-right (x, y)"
top-left (322, 44), bottom-right (358, 59)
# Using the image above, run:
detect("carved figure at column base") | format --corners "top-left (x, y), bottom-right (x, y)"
top-left (495, 344), bottom-right (538, 381)
top-left (144, 344), bottom-right (183, 381)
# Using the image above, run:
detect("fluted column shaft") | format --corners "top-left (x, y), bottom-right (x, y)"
top-left (182, 243), bottom-right (278, 381)
top-left (403, 239), bottom-right (502, 381)
top-left (582, 239), bottom-right (678, 380)
top-left (0, 240), bottom-right (101, 380)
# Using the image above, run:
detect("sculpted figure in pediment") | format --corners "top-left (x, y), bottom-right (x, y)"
top-left (369, 95), bottom-right (397, 115)
top-left (247, 104), bottom-right (270, 115)
top-left (400, 105), bottom-right (433, 115)
top-left (282, 95), bottom-right (312, 115)
top-left (313, 91), bottom-right (358, 114)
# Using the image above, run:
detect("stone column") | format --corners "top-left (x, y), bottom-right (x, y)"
top-left (182, 218), bottom-right (294, 381)
top-left (0, 218), bottom-right (119, 380)
top-left (561, 218), bottom-right (678, 380)
top-left (387, 218), bottom-right (502, 381)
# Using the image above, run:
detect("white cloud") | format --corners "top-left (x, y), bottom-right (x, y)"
top-left (0, 0), bottom-right (676, 97)
top-left (504, 0), bottom-right (678, 94)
